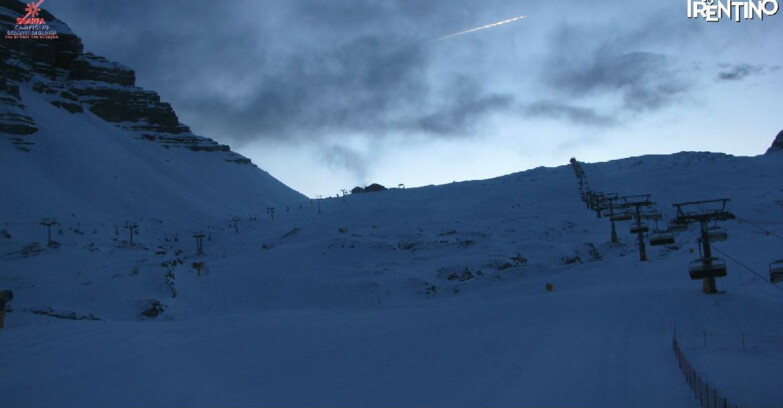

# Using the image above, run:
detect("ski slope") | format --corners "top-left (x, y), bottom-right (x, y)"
top-left (1, 146), bottom-right (782, 406)
top-left (0, 81), bottom-right (306, 227)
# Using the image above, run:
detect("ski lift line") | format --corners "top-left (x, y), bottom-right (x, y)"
top-left (567, 158), bottom-right (780, 288)
top-left (0, 221), bottom-right (107, 227)
top-left (0, 220), bottom-right (218, 240)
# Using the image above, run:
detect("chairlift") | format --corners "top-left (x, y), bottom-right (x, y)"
top-left (641, 210), bottom-right (663, 221)
top-left (649, 231), bottom-right (675, 246)
top-left (688, 257), bottom-right (727, 280)
top-left (630, 224), bottom-right (649, 234)
top-left (611, 213), bottom-right (632, 222)
top-left (707, 226), bottom-right (728, 242)
top-left (667, 219), bottom-right (689, 233)
top-left (770, 260), bottom-right (783, 283)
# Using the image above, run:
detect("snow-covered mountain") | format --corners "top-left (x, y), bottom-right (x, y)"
top-left (0, 0), bottom-right (306, 226)
top-left (1, 146), bottom-right (781, 407)
top-left (2, 1), bottom-right (783, 407)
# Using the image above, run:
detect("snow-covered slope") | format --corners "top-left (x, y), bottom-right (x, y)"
top-left (1, 149), bottom-right (782, 407)
top-left (0, 82), bottom-right (306, 225)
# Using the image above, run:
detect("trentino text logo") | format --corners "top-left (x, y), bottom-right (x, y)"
top-left (686, 0), bottom-right (779, 22)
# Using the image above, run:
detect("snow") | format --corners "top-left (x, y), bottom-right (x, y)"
top-left (2, 81), bottom-right (783, 406)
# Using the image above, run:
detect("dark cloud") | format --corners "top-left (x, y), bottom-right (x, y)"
top-left (536, 17), bottom-right (698, 118)
top-left (43, 0), bottom-right (775, 156)
top-left (179, 35), bottom-right (429, 138)
top-left (546, 50), bottom-right (689, 112)
top-left (44, 0), bottom-right (512, 146)
top-left (176, 35), bottom-right (516, 143)
top-left (525, 101), bottom-right (617, 127)
top-left (417, 93), bottom-right (513, 134)
top-left (414, 76), bottom-right (514, 135)
top-left (716, 63), bottom-right (766, 81)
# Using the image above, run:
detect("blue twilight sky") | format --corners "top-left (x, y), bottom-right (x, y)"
top-left (42, 0), bottom-right (783, 197)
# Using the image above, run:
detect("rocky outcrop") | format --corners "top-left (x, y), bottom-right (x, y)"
top-left (69, 53), bottom-right (135, 86)
top-left (766, 130), bottom-right (783, 154)
top-left (69, 81), bottom-right (191, 134)
top-left (0, 76), bottom-right (36, 133)
top-left (0, 0), bottom-right (251, 162)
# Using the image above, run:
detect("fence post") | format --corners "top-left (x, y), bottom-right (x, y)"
top-left (696, 377), bottom-right (704, 407)
top-left (713, 389), bottom-right (717, 408)
top-left (705, 382), bottom-right (709, 408)
top-left (690, 366), bottom-right (695, 387)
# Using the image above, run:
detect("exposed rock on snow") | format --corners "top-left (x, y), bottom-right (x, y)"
top-left (0, 0), bottom-right (239, 155)
top-left (766, 129), bottom-right (783, 154)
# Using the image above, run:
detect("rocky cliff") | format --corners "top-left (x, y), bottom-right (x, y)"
top-left (766, 130), bottom-right (783, 154)
top-left (0, 0), bottom-right (247, 162)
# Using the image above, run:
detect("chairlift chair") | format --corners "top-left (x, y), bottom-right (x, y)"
top-left (641, 210), bottom-right (663, 221)
top-left (707, 226), bottom-right (728, 242)
top-left (649, 231), bottom-right (675, 246)
top-left (667, 219), bottom-right (689, 233)
top-left (770, 260), bottom-right (783, 283)
top-left (613, 208), bottom-right (635, 221)
top-left (688, 257), bottom-right (727, 280)
top-left (630, 224), bottom-right (649, 234)
top-left (611, 213), bottom-right (632, 222)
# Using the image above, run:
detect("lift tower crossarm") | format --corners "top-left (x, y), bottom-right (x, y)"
top-left (673, 199), bottom-right (733, 223)
top-left (590, 192), bottom-right (607, 218)
top-left (586, 191), bottom-right (605, 214)
top-left (621, 194), bottom-right (653, 207)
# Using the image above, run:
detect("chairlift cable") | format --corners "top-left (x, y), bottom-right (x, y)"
top-left (736, 216), bottom-right (783, 242)
top-left (710, 245), bottom-right (783, 291)
top-left (683, 219), bottom-right (782, 290)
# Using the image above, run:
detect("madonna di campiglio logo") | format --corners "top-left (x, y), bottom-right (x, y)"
top-left (5, 0), bottom-right (59, 40)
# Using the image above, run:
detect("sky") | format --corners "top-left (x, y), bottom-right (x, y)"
top-left (40, 0), bottom-right (783, 197)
